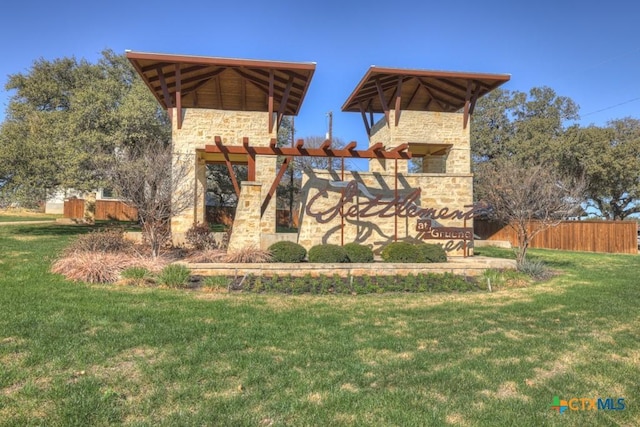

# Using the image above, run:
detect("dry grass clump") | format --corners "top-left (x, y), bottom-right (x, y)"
top-left (51, 252), bottom-right (170, 284)
top-left (185, 249), bottom-right (227, 263)
top-left (224, 246), bottom-right (272, 263)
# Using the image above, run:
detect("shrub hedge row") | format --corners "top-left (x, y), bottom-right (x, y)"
top-left (266, 242), bottom-right (444, 263)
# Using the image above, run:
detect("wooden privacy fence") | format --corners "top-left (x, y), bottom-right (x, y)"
top-left (94, 200), bottom-right (138, 221)
top-left (63, 198), bottom-right (85, 219)
top-left (475, 220), bottom-right (638, 254)
top-left (63, 199), bottom-right (138, 221)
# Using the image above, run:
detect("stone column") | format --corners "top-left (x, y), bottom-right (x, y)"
top-left (194, 156), bottom-right (207, 225)
top-left (227, 182), bottom-right (263, 251)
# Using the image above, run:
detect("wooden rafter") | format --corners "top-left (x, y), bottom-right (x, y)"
top-left (205, 138), bottom-right (416, 160)
top-left (268, 70), bottom-right (274, 133)
top-left (175, 64), bottom-right (182, 130)
top-left (277, 75), bottom-right (294, 128)
top-left (357, 100), bottom-right (371, 136)
top-left (156, 66), bottom-right (173, 108)
top-left (375, 78), bottom-right (390, 126)
top-left (127, 51), bottom-right (315, 117)
top-left (394, 77), bottom-right (403, 126)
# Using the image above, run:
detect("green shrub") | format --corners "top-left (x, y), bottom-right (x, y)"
top-left (517, 259), bottom-right (553, 280)
top-left (203, 276), bottom-right (230, 291)
top-left (343, 243), bottom-right (374, 263)
top-left (235, 273), bottom-right (481, 294)
top-left (308, 244), bottom-right (349, 263)
top-left (268, 241), bottom-right (307, 263)
top-left (416, 243), bottom-right (447, 263)
top-left (380, 242), bottom-right (423, 263)
top-left (157, 264), bottom-right (191, 288)
top-left (121, 266), bottom-right (151, 281)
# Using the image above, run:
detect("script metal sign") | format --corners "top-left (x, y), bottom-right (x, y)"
top-left (416, 219), bottom-right (473, 240)
top-left (305, 180), bottom-right (476, 223)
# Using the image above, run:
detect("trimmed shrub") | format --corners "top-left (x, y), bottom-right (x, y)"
top-left (65, 228), bottom-right (132, 254)
top-left (185, 222), bottom-right (218, 250)
top-left (225, 246), bottom-right (272, 263)
top-left (268, 241), bottom-right (307, 263)
top-left (416, 243), bottom-right (447, 263)
top-left (380, 242), bottom-right (423, 263)
top-left (157, 264), bottom-right (191, 288)
top-left (517, 259), bottom-right (553, 280)
top-left (343, 243), bottom-right (374, 263)
top-left (308, 244), bottom-right (349, 263)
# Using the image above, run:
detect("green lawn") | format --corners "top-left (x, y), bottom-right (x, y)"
top-left (1, 224), bottom-right (638, 426)
top-left (0, 213), bottom-right (60, 222)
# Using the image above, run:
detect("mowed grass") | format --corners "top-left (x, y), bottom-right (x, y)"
top-left (1, 224), bottom-right (638, 426)
top-left (0, 210), bottom-right (60, 222)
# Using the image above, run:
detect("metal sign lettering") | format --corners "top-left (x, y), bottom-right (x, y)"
top-left (305, 180), bottom-right (476, 223)
top-left (416, 219), bottom-right (473, 240)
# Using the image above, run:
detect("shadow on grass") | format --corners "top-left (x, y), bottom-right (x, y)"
top-left (6, 221), bottom-right (139, 238)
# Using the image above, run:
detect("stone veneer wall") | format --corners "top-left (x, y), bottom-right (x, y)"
top-left (298, 170), bottom-right (473, 256)
top-left (369, 110), bottom-right (470, 175)
top-left (170, 108), bottom-right (276, 245)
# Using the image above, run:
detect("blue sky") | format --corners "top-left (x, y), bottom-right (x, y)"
top-left (1, 0), bottom-right (639, 147)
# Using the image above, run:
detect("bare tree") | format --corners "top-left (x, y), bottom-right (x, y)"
top-left (475, 159), bottom-right (585, 265)
top-left (109, 143), bottom-right (193, 258)
top-left (293, 136), bottom-right (350, 172)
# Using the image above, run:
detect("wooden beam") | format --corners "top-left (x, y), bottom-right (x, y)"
top-left (394, 76), bottom-right (403, 127)
top-left (151, 67), bottom-right (226, 90)
top-left (392, 143), bottom-right (409, 153)
top-left (216, 75), bottom-right (223, 109)
top-left (156, 66), bottom-right (173, 108)
top-left (463, 81), bottom-right (472, 129)
top-left (407, 83), bottom-right (421, 107)
top-left (277, 75), bottom-right (294, 129)
top-left (357, 100), bottom-right (371, 136)
top-left (320, 139), bottom-right (332, 150)
top-left (468, 81), bottom-right (482, 115)
top-left (345, 141), bottom-right (357, 151)
top-left (375, 78), bottom-right (390, 126)
top-left (261, 157), bottom-right (291, 217)
top-left (247, 152), bottom-right (256, 181)
top-left (175, 64), bottom-right (182, 130)
top-left (214, 137), bottom-right (240, 197)
top-left (241, 77), bottom-right (246, 111)
top-left (296, 139), bottom-right (304, 149)
top-left (268, 70), bottom-right (274, 133)
top-left (204, 141), bottom-right (416, 159)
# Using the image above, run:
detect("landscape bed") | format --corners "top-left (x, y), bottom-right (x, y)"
top-left (0, 221), bottom-right (638, 426)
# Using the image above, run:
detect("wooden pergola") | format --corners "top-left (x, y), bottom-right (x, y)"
top-left (126, 51), bottom-right (316, 132)
top-left (342, 67), bottom-right (511, 132)
top-left (201, 136), bottom-right (424, 217)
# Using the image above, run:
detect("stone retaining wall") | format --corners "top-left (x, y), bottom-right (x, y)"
top-left (186, 257), bottom-right (515, 278)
